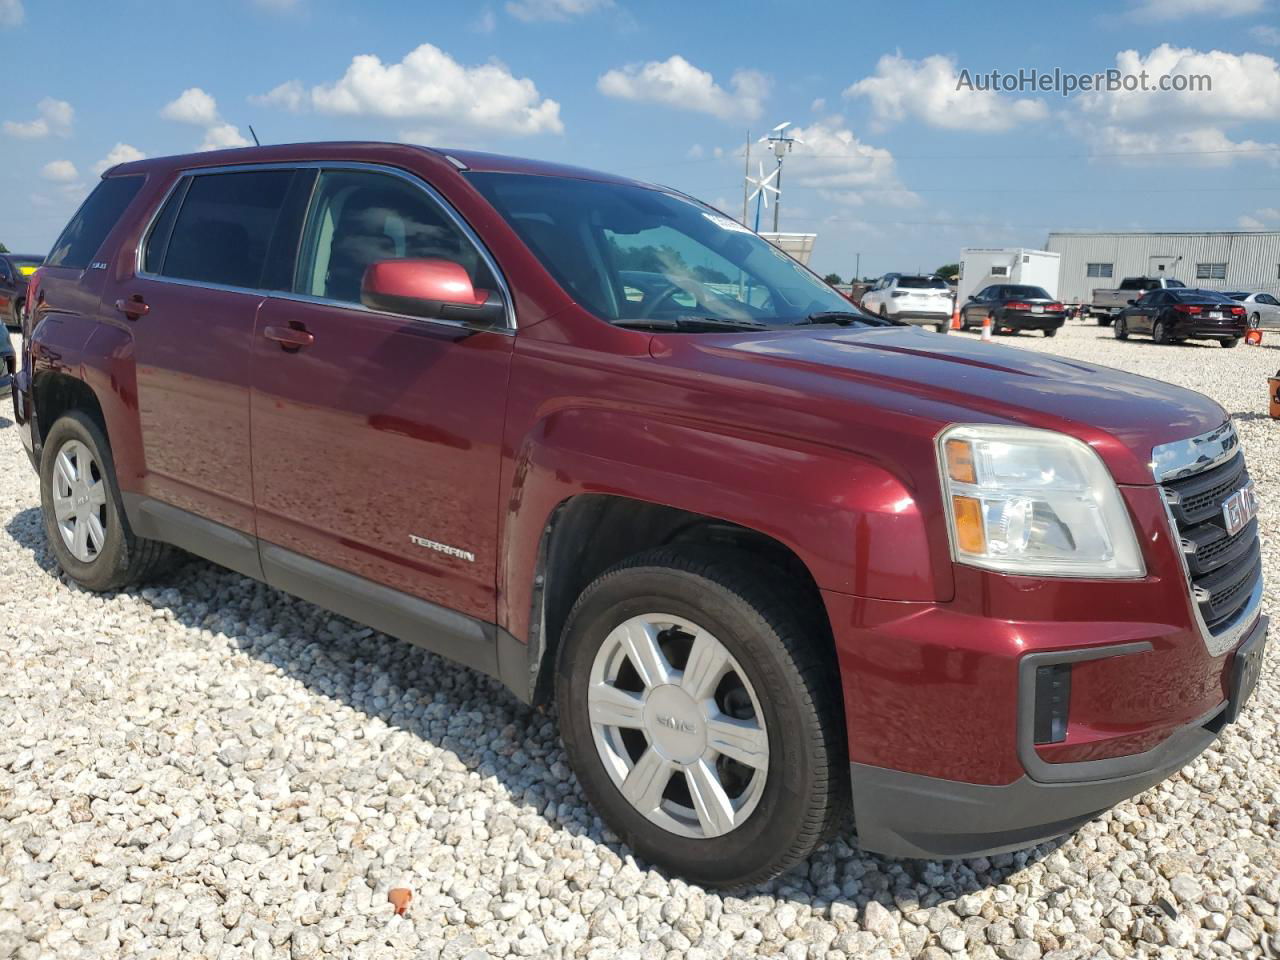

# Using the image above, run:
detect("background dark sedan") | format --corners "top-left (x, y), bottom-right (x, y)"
top-left (0, 253), bottom-right (43, 329)
top-left (0, 329), bottom-right (13, 399)
top-left (1114, 288), bottom-right (1248, 347)
top-left (959, 283), bottom-right (1066, 337)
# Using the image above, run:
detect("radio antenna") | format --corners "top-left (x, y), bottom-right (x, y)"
top-left (248, 125), bottom-right (261, 147)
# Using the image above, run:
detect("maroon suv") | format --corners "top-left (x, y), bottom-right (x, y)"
top-left (13, 143), bottom-right (1268, 886)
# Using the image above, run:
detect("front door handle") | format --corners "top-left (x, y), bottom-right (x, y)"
top-left (263, 323), bottom-right (315, 351)
top-left (115, 295), bottom-right (149, 320)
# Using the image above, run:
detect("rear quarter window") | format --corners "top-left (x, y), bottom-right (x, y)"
top-left (46, 175), bottom-right (145, 270)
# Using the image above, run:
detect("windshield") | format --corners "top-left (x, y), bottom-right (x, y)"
top-left (1006, 285), bottom-right (1053, 299)
top-left (467, 172), bottom-right (859, 327)
top-left (897, 275), bottom-right (949, 289)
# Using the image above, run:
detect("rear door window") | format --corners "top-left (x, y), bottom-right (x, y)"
top-left (46, 175), bottom-right (145, 269)
top-left (158, 170), bottom-right (295, 289)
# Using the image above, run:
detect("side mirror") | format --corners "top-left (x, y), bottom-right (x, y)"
top-left (1126, 299), bottom-right (1136, 306)
top-left (362, 258), bottom-right (506, 327)
top-left (966, 295), bottom-right (976, 302)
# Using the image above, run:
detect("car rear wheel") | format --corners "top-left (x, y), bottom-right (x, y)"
top-left (1152, 318), bottom-right (1170, 345)
top-left (1251, 313), bottom-right (1261, 329)
top-left (1043, 327), bottom-right (1058, 338)
top-left (1222, 337), bottom-right (1240, 348)
top-left (1114, 317), bottom-right (1129, 340)
top-left (1096, 313), bottom-right (1113, 327)
top-left (39, 411), bottom-right (174, 592)
top-left (557, 547), bottom-right (847, 887)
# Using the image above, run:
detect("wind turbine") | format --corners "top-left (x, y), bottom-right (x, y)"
top-left (745, 161), bottom-right (780, 233)
top-left (758, 121), bottom-right (801, 233)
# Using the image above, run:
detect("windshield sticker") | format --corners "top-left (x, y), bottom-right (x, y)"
top-left (702, 212), bottom-right (755, 235)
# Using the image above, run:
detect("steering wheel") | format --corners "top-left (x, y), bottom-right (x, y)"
top-left (637, 281), bottom-right (688, 319)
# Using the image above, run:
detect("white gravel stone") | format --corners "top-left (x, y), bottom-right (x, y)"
top-left (2, 324), bottom-right (1279, 959)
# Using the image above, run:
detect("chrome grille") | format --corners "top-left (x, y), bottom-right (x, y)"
top-left (1155, 423), bottom-right (1263, 655)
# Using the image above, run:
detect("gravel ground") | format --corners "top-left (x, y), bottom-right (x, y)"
top-left (1, 323), bottom-right (1278, 960)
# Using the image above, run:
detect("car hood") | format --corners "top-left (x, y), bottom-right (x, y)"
top-left (653, 325), bottom-right (1227, 485)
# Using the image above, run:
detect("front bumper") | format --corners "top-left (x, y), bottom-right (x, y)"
top-left (845, 606), bottom-right (1265, 859)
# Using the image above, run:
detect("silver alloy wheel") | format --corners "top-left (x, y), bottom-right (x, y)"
top-left (587, 613), bottom-right (769, 839)
top-left (50, 439), bottom-right (108, 563)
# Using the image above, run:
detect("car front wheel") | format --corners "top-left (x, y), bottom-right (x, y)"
top-left (1114, 316), bottom-right (1129, 340)
top-left (557, 547), bottom-right (847, 887)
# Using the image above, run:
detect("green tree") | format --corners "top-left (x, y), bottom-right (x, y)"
top-left (822, 272), bottom-right (843, 286)
top-left (0, 242), bottom-right (8, 254)
top-left (935, 263), bottom-right (959, 281)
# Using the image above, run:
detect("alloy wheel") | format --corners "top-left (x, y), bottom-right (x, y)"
top-left (587, 613), bottom-right (769, 839)
top-left (50, 439), bottom-right (108, 563)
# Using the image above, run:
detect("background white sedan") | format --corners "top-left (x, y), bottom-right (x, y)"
top-left (1227, 291), bottom-right (1280, 330)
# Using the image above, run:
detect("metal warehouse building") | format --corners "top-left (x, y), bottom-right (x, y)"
top-left (1046, 231), bottom-right (1280, 305)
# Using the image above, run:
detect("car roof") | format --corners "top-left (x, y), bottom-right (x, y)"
top-left (105, 140), bottom-right (650, 188)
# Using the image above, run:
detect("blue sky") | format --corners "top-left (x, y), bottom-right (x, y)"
top-left (2, 0), bottom-right (1279, 278)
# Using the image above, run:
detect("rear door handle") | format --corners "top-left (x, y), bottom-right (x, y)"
top-left (263, 323), bottom-right (315, 351)
top-left (115, 295), bottom-right (149, 320)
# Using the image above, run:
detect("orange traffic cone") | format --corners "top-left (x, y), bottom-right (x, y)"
top-left (981, 314), bottom-right (994, 342)
top-left (1246, 329), bottom-right (1263, 346)
top-left (950, 303), bottom-right (961, 331)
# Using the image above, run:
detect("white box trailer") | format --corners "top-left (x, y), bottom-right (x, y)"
top-left (958, 248), bottom-right (1061, 306)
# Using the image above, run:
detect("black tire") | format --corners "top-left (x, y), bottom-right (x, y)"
top-left (935, 322), bottom-right (948, 334)
top-left (1114, 316), bottom-right (1129, 340)
top-left (1222, 337), bottom-right (1240, 348)
top-left (1250, 313), bottom-right (1261, 330)
top-left (1152, 318), bottom-right (1170, 345)
top-left (1043, 327), bottom-right (1058, 338)
top-left (878, 306), bottom-right (888, 320)
top-left (7, 298), bottom-right (22, 330)
top-left (1097, 315), bottom-right (1113, 327)
top-left (557, 547), bottom-right (847, 887)
top-left (39, 411), bottom-right (173, 592)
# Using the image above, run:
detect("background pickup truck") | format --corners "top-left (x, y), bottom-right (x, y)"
top-left (1089, 276), bottom-right (1185, 325)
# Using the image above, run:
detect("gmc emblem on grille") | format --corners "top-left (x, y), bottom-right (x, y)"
top-left (1222, 482), bottom-right (1259, 537)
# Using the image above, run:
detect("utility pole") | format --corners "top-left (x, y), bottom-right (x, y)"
top-left (855, 252), bottom-right (861, 282)
top-left (760, 122), bottom-right (797, 234)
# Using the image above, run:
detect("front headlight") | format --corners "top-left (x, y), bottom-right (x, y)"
top-left (937, 424), bottom-right (1145, 578)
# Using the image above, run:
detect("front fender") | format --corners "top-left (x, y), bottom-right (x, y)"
top-left (498, 405), bottom-right (949, 645)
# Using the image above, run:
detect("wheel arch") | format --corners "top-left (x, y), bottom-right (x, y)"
top-left (526, 493), bottom-right (832, 709)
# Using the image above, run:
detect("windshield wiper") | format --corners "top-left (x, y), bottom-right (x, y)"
top-left (613, 316), bottom-right (770, 332)
top-left (791, 310), bottom-right (896, 327)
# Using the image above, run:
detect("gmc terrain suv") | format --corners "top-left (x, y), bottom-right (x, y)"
top-left (13, 143), bottom-right (1268, 886)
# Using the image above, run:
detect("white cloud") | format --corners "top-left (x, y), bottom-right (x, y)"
top-left (505, 0), bottom-right (610, 21)
top-left (3, 97), bottom-right (73, 139)
top-left (1071, 45), bottom-right (1280, 165)
top-left (161, 87), bottom-right (220, 126)
top-left (1253, 25), bottom-right (1280, 45)
top-left (1239, 208), bottom-right (1280, 229)
top-left (200, 123), bottom-right (252, 151)
top-left (598, 55), bottom-right (769, 121)
top-left (1127, 0), bottom-right (1262, 19)
top-left (94, 142), bottom-right (146, 174)
top-left (472, 8), bottom-right (497, 32)
top-left (0, 0), bottom-right (22, 27)
top-left (771, 122), bottom-right (919, 208)
top-left (286, 43), bottom-right (562, 136)
top-left (251, 80), bottom-right (306, 111)
top-left (1077, 45), bottom-right (1280, 125)
top-left (846, 53), bottom-right (1048, 131)
top-left (40, 159), bottom-right (79, 183)
top-left (161, 87), bottom-right (251, 152)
